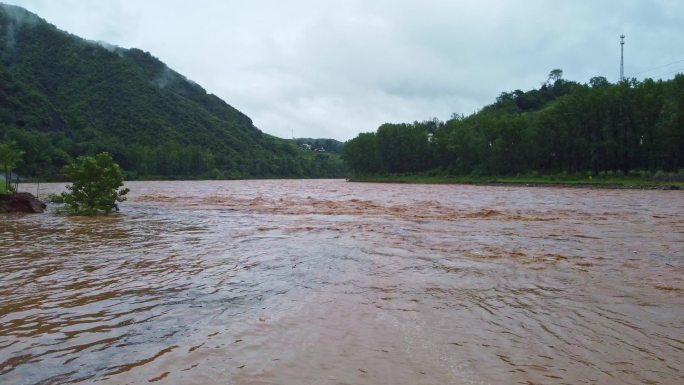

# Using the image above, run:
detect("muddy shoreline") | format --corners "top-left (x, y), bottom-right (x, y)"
top-left (348, 177), bottom-right (683, 190)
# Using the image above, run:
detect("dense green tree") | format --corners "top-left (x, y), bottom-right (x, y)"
top-left (342, 133), bottom-right (382, 174)
top-left (0, 141), bottom-right (23, 193)
top-left (344, 72), bottom-right (684, 177)
top-left (60, 152), bottom-right (129, 216)
top-left (548, 69), bottom-right (563, 83)
top-left (589, 76), bottom-right (610, 88)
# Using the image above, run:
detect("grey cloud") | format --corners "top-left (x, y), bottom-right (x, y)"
top-left (6, 0), bottom-right (684, 141)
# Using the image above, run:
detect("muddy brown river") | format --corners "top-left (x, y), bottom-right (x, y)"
top-left (1, 180), bottom-right (683, 384)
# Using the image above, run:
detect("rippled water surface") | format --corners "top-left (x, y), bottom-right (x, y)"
top-left (1, 180), bottom-right (683, 384)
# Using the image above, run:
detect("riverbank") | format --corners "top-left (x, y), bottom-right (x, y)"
top-left (0, 192), bottom-right (46, 213)
top-left (348, 174), bottom-right (684, 189)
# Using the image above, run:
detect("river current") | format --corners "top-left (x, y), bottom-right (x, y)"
top-left (1, 180), bottom-right (682, 384)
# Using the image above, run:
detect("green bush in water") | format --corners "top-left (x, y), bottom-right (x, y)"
top-left (60, 152), bottom-right (129, 216)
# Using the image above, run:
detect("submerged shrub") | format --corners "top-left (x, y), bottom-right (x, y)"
top-left (46, 193), bottom-right (65, 203)
top-left (60, 152), bottom-right (129, 216)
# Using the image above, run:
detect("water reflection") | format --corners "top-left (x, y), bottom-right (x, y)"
top-left (1, 180), bottom-right (682, 384)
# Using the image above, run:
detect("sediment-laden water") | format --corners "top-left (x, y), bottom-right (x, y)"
top-left (1, 180), bottom-right (682, 384)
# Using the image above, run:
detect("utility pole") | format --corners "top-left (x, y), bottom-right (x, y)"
top-left (620, 34), bottom-right (625, 82)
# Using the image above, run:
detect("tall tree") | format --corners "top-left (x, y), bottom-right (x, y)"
top-left (0, 142), bottom-right (23, 193)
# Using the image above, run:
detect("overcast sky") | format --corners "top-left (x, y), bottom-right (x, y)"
top-left (6, 0), bottom-right (684, 141)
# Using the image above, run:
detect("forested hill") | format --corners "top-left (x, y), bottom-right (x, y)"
top-left (0, 4), bottom-right (344, 179)
top-left (343, 70), bottom-right (684, 177)
top-left (294, 138), bottom-right (343, 153)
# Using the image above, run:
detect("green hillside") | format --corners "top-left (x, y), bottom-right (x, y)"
top-left (0, 3), bottom-right (344, 179)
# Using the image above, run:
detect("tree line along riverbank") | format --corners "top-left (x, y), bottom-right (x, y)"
top-left (342, 71), bottom-right (684, 185)
top-left (347, 172), bottom-right (684, 190)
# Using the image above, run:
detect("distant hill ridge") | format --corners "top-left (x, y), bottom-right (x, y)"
top-left (0, 3), bottom-right (345, 179)
top-left (294, 138), bottom-right (343, 153)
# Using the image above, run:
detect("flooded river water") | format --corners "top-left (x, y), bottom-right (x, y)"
top-left (1, 180), bottom-right (683, 384)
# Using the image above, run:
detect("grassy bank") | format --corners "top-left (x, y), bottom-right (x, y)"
top-left (348, 172), bottom-right (684, 189)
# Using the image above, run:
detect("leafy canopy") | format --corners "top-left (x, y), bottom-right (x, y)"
top-left (61, 152), bottom-right (129, 215)
top-left (343, 71), bottom-right (684, 176)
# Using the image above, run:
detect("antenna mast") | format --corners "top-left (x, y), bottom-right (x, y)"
top-left (620, 34), bottom-right (625, 82)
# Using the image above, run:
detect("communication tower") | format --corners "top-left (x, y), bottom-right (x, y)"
top-left (620, 34), bottom-right (625, 82)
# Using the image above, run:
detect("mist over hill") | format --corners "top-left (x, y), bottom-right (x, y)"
top-left (0, 3), bottom-right (344, 179)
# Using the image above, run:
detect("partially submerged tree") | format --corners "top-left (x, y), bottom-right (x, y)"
top-left (0, 142), bottom-right (24, 194)
top-left (60, 152), bottom-right (129, 215)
